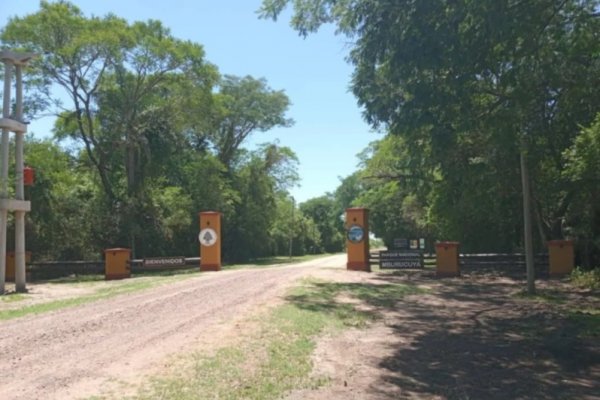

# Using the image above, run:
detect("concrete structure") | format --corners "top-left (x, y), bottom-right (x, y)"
top-left (345, 207), bottom-right (370, 272)
top-left (435, 241), bottom-right (461, 277)
top-left (199, 211), bottom-right (221, 271)
top-left (0, 50), bottom-right (36, 294)
top-left (105, 248), bottom-right (132, 280)
top-left (548, 240), bottom-right (574, 277)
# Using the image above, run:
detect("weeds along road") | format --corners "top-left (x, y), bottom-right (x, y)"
top-left (0, 254), bottom-right (347, 400)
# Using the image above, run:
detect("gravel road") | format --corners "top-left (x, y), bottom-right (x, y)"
top-left (0, 254), bottom-right (346, 400)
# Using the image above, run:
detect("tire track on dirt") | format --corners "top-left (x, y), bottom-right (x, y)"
top-left (0, 255), bottom-right (345, 400)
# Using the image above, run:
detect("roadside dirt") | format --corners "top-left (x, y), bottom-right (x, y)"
top-left (1, 258), bottom-right (598, 400)
top-left (0, 255), bottom-right (347, 400)
top-left (286, 271), bottom-right (600, 400)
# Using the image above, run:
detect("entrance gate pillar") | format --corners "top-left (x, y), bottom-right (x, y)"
top-left (199, 211), bottom-right (221, 271)
top-left (345, 208), bottom-right (370, 272)
top-left (0, 51), bottom-right (36, 294)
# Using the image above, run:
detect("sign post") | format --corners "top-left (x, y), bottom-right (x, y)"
top-left (379, 238), bottom-right (426, 270)
top-left (199, 211), bottom-right (221, 271)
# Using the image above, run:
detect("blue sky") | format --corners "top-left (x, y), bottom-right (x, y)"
top-left (0, 0), bottom-right (381, 203)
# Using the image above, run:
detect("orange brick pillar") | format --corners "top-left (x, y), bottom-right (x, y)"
top-left (199, 211), bottom-right (221, 271)
top-left (548, 240), bottom-right (574, 277)
top-left (104, 248), bottom-right (131, 280)
top-left (6, 251), bottom-right (31, 282)
top-left (435, 241), bottom-right (460, 277)
top-left (346, 208), bottom-right (370, 272)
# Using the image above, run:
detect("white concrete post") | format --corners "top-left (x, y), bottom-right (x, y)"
top-left (15, 65), bottom-right (26, 291)
top-left (0, 51), bottom-right (35, 294)
top-left (0, 60), bottom-right (12, 295)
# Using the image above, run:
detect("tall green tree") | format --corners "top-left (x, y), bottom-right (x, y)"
top-left (300, 195), bottom-right (344, 253)
top-left (2, 1), bottom-right (218, 255)
top-left (262, 0), bottom-right (600, 290)
top-left (224, 144), bottom-right (299, 261)
top-left (2, 1), bottom-right (128, 199)
top-left (25, 137), bottom-right (98, 260)
top-left (202, 75), bottom-right (294, 168)
top-left (562, 114), bottom-right (600, 267)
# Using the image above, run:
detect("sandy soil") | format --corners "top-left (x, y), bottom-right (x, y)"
top-left (1, 258), bottom-right (599, 400)
top-left (0, 255), bottom-right (347, 400)
top-left (286, 271), bottom-right (600, 400)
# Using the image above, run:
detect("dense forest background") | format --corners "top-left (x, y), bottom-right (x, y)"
top-left (1, 1), bottom-right (599, 267)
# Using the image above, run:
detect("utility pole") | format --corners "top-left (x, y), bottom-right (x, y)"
top-left (289, 196), bottom-right (295, 259)
top-left (520, 142), bottom-right (536, 295)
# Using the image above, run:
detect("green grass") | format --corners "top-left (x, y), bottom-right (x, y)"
top-left (0, 293), bottom-right (27, 303)
top-left (44, 274), bottom-right (106, 284)
top-left (136, 278), bottom-right (424, 400)
top-left (569, 308), bottom-right (600, 338)
top-left (513, 288), bottom-right (567, 304)
top-left (570, 267), bottom-right (600, 290)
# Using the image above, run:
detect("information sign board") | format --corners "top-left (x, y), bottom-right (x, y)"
top-left (379, 250), bottom-right (423, 269)
top-left (143, 256), bottom-right (186, 268)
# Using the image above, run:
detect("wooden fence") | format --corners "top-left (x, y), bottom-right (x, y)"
top-left (26, 257), bottom-right (201, 281)
top-left (370, 252), bottom-right (550, 277)
top-left (25, 253), bottom-right (552, 281)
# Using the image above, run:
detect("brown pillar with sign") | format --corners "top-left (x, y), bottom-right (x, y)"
top-left (105, 248), bottom-right (131, 280)
top-left (435, 241), bottom-right (460, 277)
top-left (346, 208), bottom-right (370, 272)
top-left (548, 240), bottom-right (574, 277)
top-left (199, 211), bottom-right (221, 271)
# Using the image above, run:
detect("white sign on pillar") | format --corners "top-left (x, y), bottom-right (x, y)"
top-left (0, 51), bottom-right (36, 294)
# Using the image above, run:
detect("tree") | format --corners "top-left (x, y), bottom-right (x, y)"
top-left (261, 0), bottom-right (600, 292)
top-left (300, 195), bottom-right (344, 253)
top-left (2, 1), bottom-right (128, 200)
top-left (25, 137), bottom-right (98, 260)
top-left (563, 114), bottom-right (600, 267)
top-left (224, 144), bottom-right (300, 261)
top-left (202, 75), bottom-right (294, 168)
top-left (2, 1), bottom-right (219, 256)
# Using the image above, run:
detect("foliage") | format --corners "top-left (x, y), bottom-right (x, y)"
top-left (570, 267), bottom-right (600, 291)
top-left (0, 1), bottom-right (310, 263)
top-left (202, 75), bottom-right (294, 168)
top-left (300, 195), bottom-right (344, 253)
top-left (562, 115), bottom-right (600, 266)
top-left (25, 138), bottom-right (99, 259)
top-left (262, 0), bottom-right (600, 261)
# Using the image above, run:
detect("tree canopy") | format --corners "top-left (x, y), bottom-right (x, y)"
top-left (261, 0), bottom-right (600, 268)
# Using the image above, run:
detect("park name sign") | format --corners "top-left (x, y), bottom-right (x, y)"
top-left (379, 237), bottom-right (425, 269)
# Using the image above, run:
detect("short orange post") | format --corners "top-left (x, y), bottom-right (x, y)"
top-left (199, 211), bottom-right (221, 271)
top-left (435, 241), bottom-right (460, 277)
top-left (104, 248), bottom-right (131, 280)
top-left (345, 208), bottom-right (370, 272)
top-left (548, 240), bottom-right (574, 277)
top-left (6, 251), bottom-right (31, 282)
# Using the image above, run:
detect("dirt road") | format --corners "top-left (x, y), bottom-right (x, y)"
top-left (0, 255), bottom-right (347, 400)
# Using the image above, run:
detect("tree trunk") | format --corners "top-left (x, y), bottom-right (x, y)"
top-left (520, 146), bottom-right (536, 294)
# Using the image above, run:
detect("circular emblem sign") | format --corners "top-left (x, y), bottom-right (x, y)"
top-left (347, 224), bottom-right (365, 243)
top-left (199, 228), bottom-right (218, 247)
